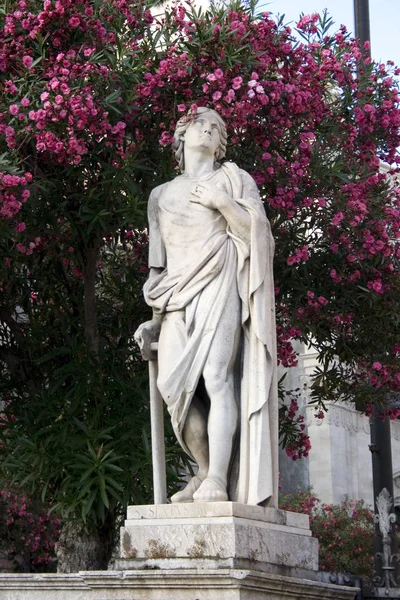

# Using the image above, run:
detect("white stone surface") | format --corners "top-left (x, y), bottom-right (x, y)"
top-left (394, 469), bottom-right (400, 507)
top-left (119, 503), bottom-right (318, 573)
top-left (148, 357), bottom-right (167, 504)
top-left (307, 400), bottom-right (372, 505)
top-left (126, 501), bottom-right (311, 529)
top-left (0, 569), bottom-right (358, 600)
top-left (134, 107), bottom-right (278, 507)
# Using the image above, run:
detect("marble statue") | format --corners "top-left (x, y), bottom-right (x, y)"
top-left (134, 106), bottom-right (278, 506)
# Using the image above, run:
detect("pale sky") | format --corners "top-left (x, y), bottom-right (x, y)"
top-left (262, 0), bottom-right (400, 68)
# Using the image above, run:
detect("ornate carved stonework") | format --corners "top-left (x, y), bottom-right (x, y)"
top-left (306, 401), bottom-right (370, 434)
top-left (305, 400), bottom-right (400, 443)
top-left (393, 473), bottom-right (400, 508)
top-left (373, 488), bottom-right (400, 592)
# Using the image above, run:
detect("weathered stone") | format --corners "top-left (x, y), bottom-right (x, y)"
top-left (119, 503), bottom-right (318, 575)
top-left (0, 569), bottom-right (358, 600)
top-left (134, 106), bottom-right (279, 508)
top-left (126, 502), bottom-right (310, 530)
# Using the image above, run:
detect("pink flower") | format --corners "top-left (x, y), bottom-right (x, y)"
top-left (22, 55), bottom-right (33, 68)
top-left (71, 266), bottom-right (83, 280)
top-left (159, 131), bottom-right (173, 146)
top-left (212, 91), bottom-right (222, 102)
top-left (9, 104), bottom-right (19, 115)
top-left (287, 245), bottom-right (309, 266)
top-left (372, 362), bottom-right (382, 371)
top-left (232, 77), bottom-right (243, 90)
top-left (367, 279), bottom-right (383, 294)
top-left (21, 97), bottom-right (30, 107)
top-left (225, 89), bottom-right (235, 103)
top-left (331, 212), bottom-right (344, 226)
top-left (177, 104), bottom-right (186, 112)
top-left (69, 15), bottom-right (80, 28)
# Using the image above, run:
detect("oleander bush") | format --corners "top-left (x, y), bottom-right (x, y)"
top-left (280, 489), bottom-right (375, 578)
top-left (0, 486), bottom-right (60, 571)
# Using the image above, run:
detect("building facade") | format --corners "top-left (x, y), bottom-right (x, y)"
top-left (279, 342), bottom-right (400, 508)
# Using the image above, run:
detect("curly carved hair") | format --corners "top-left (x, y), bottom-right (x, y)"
top-left (172, 106), bottom-right (228, 172)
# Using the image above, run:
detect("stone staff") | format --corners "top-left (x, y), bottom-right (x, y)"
top-left (136, 329), bottom-right (167, 504)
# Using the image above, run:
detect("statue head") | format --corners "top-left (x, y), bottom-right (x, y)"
top-left (172, 106), bottom-right (228, 172)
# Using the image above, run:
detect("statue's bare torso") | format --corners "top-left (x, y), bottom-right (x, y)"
top-left (151, 172), bottom-right (228, 274)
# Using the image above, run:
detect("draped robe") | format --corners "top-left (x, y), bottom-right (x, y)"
top-left (143, 162), bottom-right (278, 506)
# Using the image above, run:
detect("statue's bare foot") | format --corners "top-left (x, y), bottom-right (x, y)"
top-left (170, 475), bottom-right (203, 503)
top-left (192, 477), bottom-right (228, 503)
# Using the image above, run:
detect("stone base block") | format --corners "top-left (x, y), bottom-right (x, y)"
top-left (0, 569), bottom-right (358, 600)
top-left (118, 502), bottom-right (319, 576)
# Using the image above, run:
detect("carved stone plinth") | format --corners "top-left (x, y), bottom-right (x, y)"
top-left (0, 569), bottom-right (358, 600)
top-left (0, 503), bottom-right (359, 599)
top-left (117, 502), bottom-right (319, 578)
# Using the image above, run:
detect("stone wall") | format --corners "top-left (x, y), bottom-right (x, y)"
top-left (280, 342), bottom-right (400, 507)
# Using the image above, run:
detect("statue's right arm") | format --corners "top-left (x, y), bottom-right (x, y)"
top-left (146, 265), bottom-right (165, 329)
top-left (134, 187), bottom-right (165, 359)
top-left (134, 310), bottom-right (163, 359)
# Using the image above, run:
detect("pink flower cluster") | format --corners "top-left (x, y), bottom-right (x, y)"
top-left (287, 244), bottom-right (309, 266)
top-left (0, 485), bottom-right (60, 568)
top-left (361, 360), bottom-right (400, 393)
top-left (281, 491), bottom-right (374, 578)
top-left (276, 324), bottom-right (301, 368)
top-left (280, 394), bottom-right (311, 460)
top-left (0, 171), bottom-right (32, 223)
top-left (0, 0), bottom-right (153, 167)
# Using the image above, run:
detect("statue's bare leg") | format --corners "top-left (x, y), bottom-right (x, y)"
top-left (170, 397), bottom-right (209, 503)
top-left (193, 288), bottom-right (240, 503)
top-left (157, 273), bottom-right (240, 503)
top-left (157, 310), bottom-right (210, 503)
top-left (192, 375), bottom-right (238, 502)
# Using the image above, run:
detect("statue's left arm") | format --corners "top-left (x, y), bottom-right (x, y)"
top-left (215, 198), bottom-right (251, 246)
top-left (190, 169), bottom-right (265, 247)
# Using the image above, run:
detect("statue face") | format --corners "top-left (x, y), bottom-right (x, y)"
top-left (182, 113), bottom-right (221, 157)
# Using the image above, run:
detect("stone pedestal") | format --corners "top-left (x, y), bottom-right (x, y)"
top-left (117, 502), bottom-right (319, 579)
top-left (0, 503), bottom-right (358, 600)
